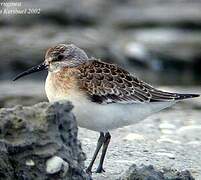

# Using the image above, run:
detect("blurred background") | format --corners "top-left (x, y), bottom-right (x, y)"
top-left (1, 2), bottom-right (201, 179)
top-left (0, 0), bottom-right (201, 107)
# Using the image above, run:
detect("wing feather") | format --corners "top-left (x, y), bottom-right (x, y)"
top-left (77, 59), bottom-right (198, 104)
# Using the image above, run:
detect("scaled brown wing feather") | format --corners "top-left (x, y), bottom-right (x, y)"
top-left (77, 59), bottom-right (180, 104)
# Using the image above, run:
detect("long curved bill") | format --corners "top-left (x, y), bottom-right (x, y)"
top-left (13, 62), bottom-right (48, 81)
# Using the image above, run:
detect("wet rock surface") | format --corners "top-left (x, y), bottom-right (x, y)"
top-left (0, 101), bottom-right (90, 180)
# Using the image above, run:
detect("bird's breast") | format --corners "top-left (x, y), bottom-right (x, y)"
top-left (45, 71), bottom-right (82, 102)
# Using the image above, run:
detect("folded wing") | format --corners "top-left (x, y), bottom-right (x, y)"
top-left (77, 59), bottom-right (199, 104)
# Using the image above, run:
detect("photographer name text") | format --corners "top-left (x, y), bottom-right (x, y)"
top-left (0, 1), bottom-right (41, 15)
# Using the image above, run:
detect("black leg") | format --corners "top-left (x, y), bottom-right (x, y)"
top-left (86, 132), bottom-right (105, 174)
top-left (96, 132), bottom-right (111, 173)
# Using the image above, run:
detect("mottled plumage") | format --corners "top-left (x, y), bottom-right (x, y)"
top-left (75, 59), bottom-right (197, 104)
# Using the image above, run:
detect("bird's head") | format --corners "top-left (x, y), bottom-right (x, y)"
top-left (45, 44), bottom-right (88, 72)
top-left (13, 44), bottom-right (88, 81)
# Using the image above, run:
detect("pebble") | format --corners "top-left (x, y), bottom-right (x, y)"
top-left (161, 129), bottom-right (174, 134)
top-left (46, 156), bottom-right (69, 174)
top-left (123, 133), bottom-right (145, 141)
top-left (177, 125), bottom-right (201, 134)
top-left (159, 123), bottom-right (176, 130)
top-left (155, 152), bottom-right (175, 159)
top-left (177, 125), bottom-right (201, 140)
top-left (157, 138), bottom-right (181, 144)
top-left (124, 42), bottom-right (147, 59)
top-left (25, 159), bottom-right (35, 166)
top-left (186, 141), bottom-right (201, 146)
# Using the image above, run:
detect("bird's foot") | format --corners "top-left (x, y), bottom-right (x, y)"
top-left (86, 167), bottom-right (92, 175)
top-left (95, 166), bottom-right (105, 173)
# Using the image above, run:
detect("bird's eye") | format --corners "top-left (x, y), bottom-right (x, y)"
top-left (57, 54), bottom-right (64, 60)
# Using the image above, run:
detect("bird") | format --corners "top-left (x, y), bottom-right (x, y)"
top-left (13, 43), bottom-right (200, 174)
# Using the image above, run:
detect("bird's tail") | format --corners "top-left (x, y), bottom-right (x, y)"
top-left (149, 89), bottom-right (200, 102)
top-left (175, 93), bottom-right (200, 100)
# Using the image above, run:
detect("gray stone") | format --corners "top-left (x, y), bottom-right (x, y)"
top-left (118, 164), bottom-right (194, 180)
top-left (0, 101), bottom-right (91, 180)
top-left (162, 168), bottom-right (195, 180)
top-left (0, 143), bottom-right (14, 179)
top-left (118, 165), bottom-right (164, 180)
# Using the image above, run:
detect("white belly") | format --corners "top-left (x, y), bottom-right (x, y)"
top-left (45, 74), bottom-right (176, 132)
top-left (72, 99), bottom-right (175, 132)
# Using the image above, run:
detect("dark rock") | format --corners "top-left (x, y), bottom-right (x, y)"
top-left (118, 164), bottom-right (194, 180)
top-left (162, 168), bottom-right (195, 180)
top-left (0, 143), bottom-right (14, 179)
top-left (0, 101), bottom-right (91, 180)
top-left (118, 165), bottom-right (164, 180)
